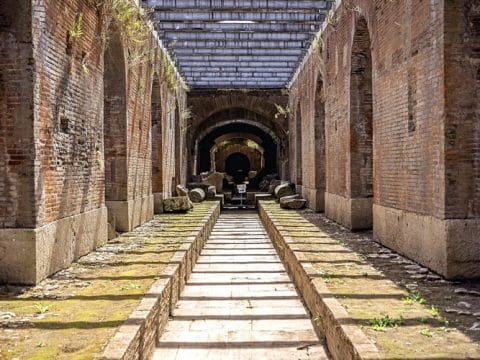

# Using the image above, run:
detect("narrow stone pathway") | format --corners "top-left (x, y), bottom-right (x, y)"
top-left (153, 211), bottom-right (329, 360)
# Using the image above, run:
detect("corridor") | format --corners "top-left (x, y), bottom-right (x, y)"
top-left (152, 212), bottom-right (329, 360)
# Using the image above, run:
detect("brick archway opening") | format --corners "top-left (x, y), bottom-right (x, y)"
top-left (103, 29), bottom-right (127, 205)
top-left (350, 17), bottom-right (374, 229)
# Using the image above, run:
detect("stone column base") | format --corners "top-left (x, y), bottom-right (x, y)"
top-left (153, 192), bottom-right (164, 214)
top-left (325, 192), bottom-right (373, 230)
top-left (295, 184), bottom-right (303, 197)
top-left (0, 207), bottom-right (108, 285)
top-left (106, 195), bottom-right (154, 233)
top-left (302, 187), bottom-right (325, 212)
top-left (374, 204), bottom-right (480, 279)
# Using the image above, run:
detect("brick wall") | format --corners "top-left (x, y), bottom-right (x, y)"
top-left (0, 0), bottom-right (186, 225)
top-left (290, 0), bottom-right (447, 218)
top-left (0, 1), bottom-right (35, 228)
top-left (33, 0), bottom-right (106, 227)
top-left (444, 0), bottom-right (480, 219)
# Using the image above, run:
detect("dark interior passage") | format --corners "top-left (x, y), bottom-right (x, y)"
top-left (225, 152), bottom-right (251, 184)
top-left (197, 122), bottom-right (278, 188)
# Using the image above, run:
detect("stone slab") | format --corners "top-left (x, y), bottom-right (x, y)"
top-left (106, 195), bottom-right (154, 233)
top-left (0, 207), bottom-right (108, 285)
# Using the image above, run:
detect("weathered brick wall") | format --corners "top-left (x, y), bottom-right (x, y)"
top-left (289, 50), bottom-right (325, 204)
top-left (290, 0), bottom-right (446, 217)
top-left (33, 0), bottom-right (106, 226)
top-left (1, 0), bottom-right (185, 225)
top-left (0, 1), bottom-right (35, 228)
top-left (444, 0), bottom-right (480, 219)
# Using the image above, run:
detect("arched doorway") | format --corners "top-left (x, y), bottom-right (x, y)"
top-left (350, 17), bottom-right (373, 229)
top-left (196, 121), bottom-right (279, 189)
top-left (103, 28), bottom-right (127, 235)
top-left (225, 153), bottom-right (251, 184)
top-left (151, 75), bottom-right (163, 213)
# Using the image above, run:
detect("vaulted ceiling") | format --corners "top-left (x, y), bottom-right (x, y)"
top-left (142, 0), bottom-right (334, 89)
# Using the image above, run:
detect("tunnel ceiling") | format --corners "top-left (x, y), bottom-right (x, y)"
top-left (142, 0), bottom-right (334, 89)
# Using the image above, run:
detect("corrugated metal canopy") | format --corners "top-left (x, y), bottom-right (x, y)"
top-left (142, 0), bottom-right (333, 89)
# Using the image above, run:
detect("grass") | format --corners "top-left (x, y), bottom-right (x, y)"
top-left (403, 290), bottom-right (427, 305)
top-left (33, 303), bottom-right (50, 315)
top-left (368, 314), bottom-right (405, 332)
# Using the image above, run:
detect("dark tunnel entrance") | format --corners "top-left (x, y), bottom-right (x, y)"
top-left (225, 152), bottom-right (251, 184)
top-left (197, 122), bottom-right (279, 189)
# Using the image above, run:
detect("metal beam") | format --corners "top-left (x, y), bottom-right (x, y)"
top-left (154, 21), bottom-right (322, 33)
top-left (181, 66), bottom-right (295, 73)
top-left (176, 61), bottom-right (299, 67)
top-left (145, 0), bottom-right (332, 11)
top-left (151, 11), bottom-right (325, 23)
top-left (165, 40), bottom-right (311, 49)
top-left (161, 31), bottom-right (312, 41)
top-left (174, 55), bottom-right (300, 62)
top-left (171, 48), bottom-right (305, 56)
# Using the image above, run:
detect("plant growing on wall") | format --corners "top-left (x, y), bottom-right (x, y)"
top-left (69, 12), bottom-right (84, 42)
top-left (274, 103), bottom-right (292, 120)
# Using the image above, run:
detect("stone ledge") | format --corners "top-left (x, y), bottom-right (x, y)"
top-left (100, 201), bottom-right (221, 360)
top-left (259, 201), bottom-right (379, 360)
top-left (0, 206), bottom-right (108, 285)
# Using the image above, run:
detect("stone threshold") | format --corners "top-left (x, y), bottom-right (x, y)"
top-left (100, 201), bottom-right (221, 360)
top-left (258, 201), bottom-right (380, 360)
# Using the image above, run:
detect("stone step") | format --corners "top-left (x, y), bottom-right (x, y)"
top-left (152, 212), bottom-right (329, 360)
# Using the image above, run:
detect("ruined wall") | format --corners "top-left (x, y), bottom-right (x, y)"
top-left (0, 1), bottom-right (35, 228)
top-left (290, 0), bottom-right (480, 278)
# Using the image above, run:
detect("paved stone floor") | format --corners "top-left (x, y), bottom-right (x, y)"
top-left (153, 211), bottom-right (329, 360)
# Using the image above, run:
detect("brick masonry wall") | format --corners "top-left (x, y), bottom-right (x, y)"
top-left (1, 0), bottom-right (186, 226)
top-left (33, 0), bottom-right (105, 227)
top-left (0, 1), bottom-right (36, 228)
top-left (291, 0), bottom-right (448, 219)
top-left (444, 0), bottom-right (480, 219)
top-left (289, 51), bottom-right (326, 196)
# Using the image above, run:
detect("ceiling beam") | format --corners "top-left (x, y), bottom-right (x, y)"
top-left (145, 0), bottom-right (332, 11)
top-left (151, 11), bottom-right (324, 23)
top-left (161, 31), bottom-right (312, 41)
top-left (154, 21), bottom-right (322, 33)
top-left (171, 48), bottom-right (305, 56)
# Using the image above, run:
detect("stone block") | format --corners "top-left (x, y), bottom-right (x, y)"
top-left (163, 196), bottom-right (193, 212)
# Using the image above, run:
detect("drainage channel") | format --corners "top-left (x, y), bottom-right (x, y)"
top-left (152, 211), bottom-right (329, 360)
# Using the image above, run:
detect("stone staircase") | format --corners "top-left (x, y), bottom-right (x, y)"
top-left (152, 211), bottom-right (329, 360)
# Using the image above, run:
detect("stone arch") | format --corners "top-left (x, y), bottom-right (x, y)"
top-left (195, 119), bottom-right (280, 182)
top-left (190, 107), bottom-right (286, 179)
top-left (296, 101), bottom-right (303, 186)
top-left (103, 28), bottom-right (127, 204)
top-left (312, 74), bottom-right (326, 211)
top-left (150, 74), bottom-right (163, 212)
top-left (349, 16), bottom-right (373, 228)
top-left (173, 102), bottom-right (181, 192)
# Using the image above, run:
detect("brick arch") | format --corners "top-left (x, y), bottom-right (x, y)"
top-left (349, 15), bottom-right (373, 228)
top-left (190, 93), bottom-right (279, 124)
top-left (103, 27), bottom-right (127, 203)
top-left (151, 75), bottom-right (162, 198)
top-left (314, 75), bottom-right (326, 193)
